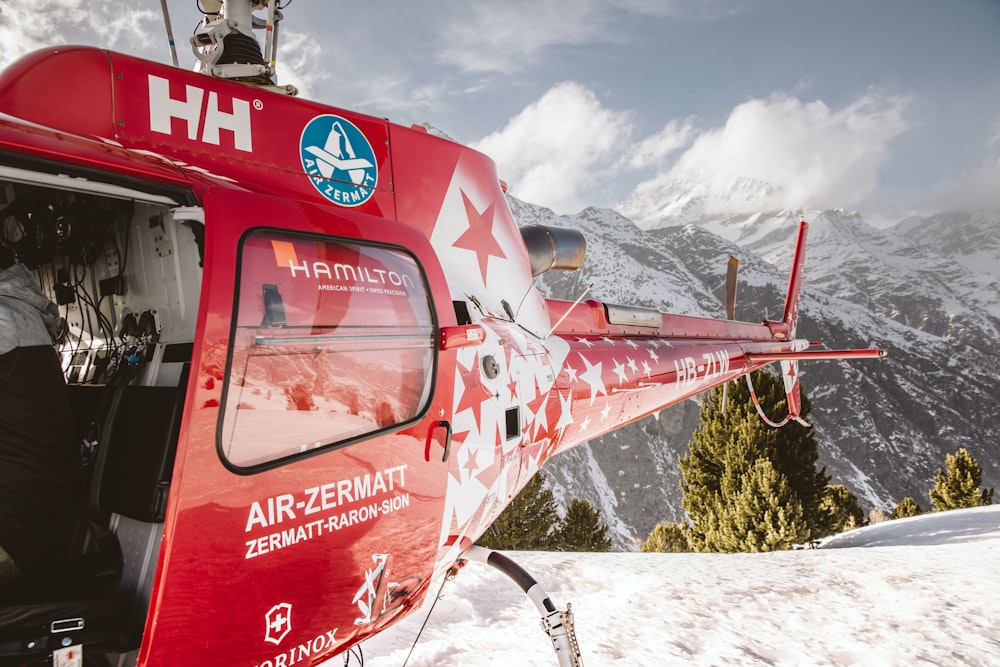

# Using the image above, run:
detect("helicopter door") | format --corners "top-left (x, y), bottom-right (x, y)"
top-left (139, 189), bottom-right (453, 665)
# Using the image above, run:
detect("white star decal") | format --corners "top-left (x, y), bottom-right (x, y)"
top-left (531, 393), bottom-right (550, 439)
top-left (612, 359), bottom-right (628, 386)
top-left (627, 356), bottom-right (638, 374)
top-left (579, 354), bottom-right (607, 405)
top-left (564, 364), bottom-right (579, 382)
top-left (555, 391), bottom-right (574, 434)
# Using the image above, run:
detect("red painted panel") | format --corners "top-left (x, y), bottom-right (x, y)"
top-left (0, 47), bottom-right (115, 138)
top-left (138, 189), bottom-right (454, 665)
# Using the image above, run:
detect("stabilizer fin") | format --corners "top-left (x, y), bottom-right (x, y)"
top-left (757, 220), bottom-right (886, 426)
top-left (778, 221), bottom-right (809, 420)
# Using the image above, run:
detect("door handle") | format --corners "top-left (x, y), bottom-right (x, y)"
top-left (424, 420), bottom-right (452, 462)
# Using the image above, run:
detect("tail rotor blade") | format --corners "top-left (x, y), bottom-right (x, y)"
top-left (725, 255), bottom-right (738, 321)
top-left (721, 255), bottom-right (739, 413)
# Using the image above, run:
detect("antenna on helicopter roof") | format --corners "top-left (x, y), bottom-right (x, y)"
top-left (159, 0), bottom-right (180, 67)
top-left (189, 0), bottom-right (298, 95)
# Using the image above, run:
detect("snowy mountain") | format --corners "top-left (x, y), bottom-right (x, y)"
top-left (897, 210), bottom-right (1000, 281)
top-left (505, 196), bottom-right (1000, 549)
top-left (619, 167), bottom-right (785, 225)
top-left (691, 209), bottom-right (1000, 352)
top-left (358, 505), bottom-right (1000, 666)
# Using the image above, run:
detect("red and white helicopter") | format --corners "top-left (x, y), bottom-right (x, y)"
top-left (0, 2), bottom-right (884, 665)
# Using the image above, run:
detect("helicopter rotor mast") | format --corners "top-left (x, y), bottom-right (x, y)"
top-left (187, 0), bottom-right (297, 95)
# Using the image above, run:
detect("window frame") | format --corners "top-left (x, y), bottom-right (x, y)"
top-left (216, 226), bottom-right (440, 474)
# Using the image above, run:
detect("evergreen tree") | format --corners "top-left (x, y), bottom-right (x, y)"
top-left (929, 448), bottom-right (994, 511)
top-left (478, 471), bottom-right (560, 550)
top-left (819, 485), bottom-right (865, 533)
top-left (553, 499), bottom-right (612, 552)
top-left (680, 369), bottom-right (829, 552)
top-left (707, 458), bottom-right (809, 552)
top-left (641, 522), bottom-right (691, 553)
top-left (892, 496), bottom-right (922, 519)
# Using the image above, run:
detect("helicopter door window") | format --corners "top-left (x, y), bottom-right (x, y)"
top-left (220, 230), bottom-right (436, 470)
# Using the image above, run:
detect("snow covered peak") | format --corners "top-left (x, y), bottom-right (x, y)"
top-left (895, 210), bottom-right (1000, 281)
top-left (618, 167), bottom-right (784, 229)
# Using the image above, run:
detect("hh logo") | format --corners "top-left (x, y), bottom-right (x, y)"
top-left (264, 602), bottom-right (292, 645)
top-left (147, 74), bottom-right (253, 152)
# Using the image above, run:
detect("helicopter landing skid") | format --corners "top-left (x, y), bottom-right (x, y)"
top-left (462, 546), bottom-right (584, 667)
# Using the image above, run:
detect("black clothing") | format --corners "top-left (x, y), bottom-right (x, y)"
top-left (0, 345), bottom-right (78, 578)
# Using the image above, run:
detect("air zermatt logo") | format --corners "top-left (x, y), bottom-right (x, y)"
top-left (264, 602), bottom-right (292, 645)
top-left (300, 114), bottom-right (377, 207)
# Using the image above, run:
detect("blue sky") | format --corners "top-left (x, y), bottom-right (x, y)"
top-left (2, 1), bottom-right (998, 223)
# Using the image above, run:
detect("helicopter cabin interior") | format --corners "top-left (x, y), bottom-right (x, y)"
top-left (0, 163), bottom-right (202, 660)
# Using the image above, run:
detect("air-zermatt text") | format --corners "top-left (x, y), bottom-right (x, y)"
top-left (244, 465), bottom-right (409, 559)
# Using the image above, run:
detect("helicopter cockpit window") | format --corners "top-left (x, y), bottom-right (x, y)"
top-left (220, 230), bottom-right (436, 470)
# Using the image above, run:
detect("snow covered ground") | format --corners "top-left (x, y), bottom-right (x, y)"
top-left (354, 505), bottom-right (1000, 666)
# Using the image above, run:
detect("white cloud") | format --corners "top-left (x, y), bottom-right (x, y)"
top-left (989, 116), bottom-right (1000, 147)
top-left (432, 0), bottom-right (747, 73)
top-left (435, 1), bottom-right (611, 74)
top-left (84, 5), bottom-right (162, 55)
top-left (339, 74), bottom-right (454, 128)
top-left (918, 115), bottom-right (1000, 211)
top-left (472, 82), bottom-right (632, 214)
top-left (617, 0), bottom-right (749, 20)
top-left (619, 118), bottom-right (696, 170)
top-left (927, 157), bottom-right (1000, 211)
top-left (274, 30), bottom-right (329, 99)
top-left (623, 92), bottom-right (912, 218)
top-left (0, 1), bottom-right (179, 68)
top-left (0, 1), bottom-right (85, 67)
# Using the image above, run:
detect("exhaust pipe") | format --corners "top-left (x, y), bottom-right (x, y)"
top-left (520, 225), bottom-right (586, 277)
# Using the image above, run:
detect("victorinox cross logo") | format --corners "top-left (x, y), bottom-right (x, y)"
top-left (264, 602), bottom-right (293, 645)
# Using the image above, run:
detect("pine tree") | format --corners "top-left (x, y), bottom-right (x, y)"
top-left (478, 470), bottom-right (560, 550)
top-left (706, 458), bottom-right (809, 552)
top-left (929, 448), bottom-right (995, 511)
top-left (680, 369), bottom-right (830, 552)
top-left (892, 496), bottom-right (922, 519)
top-left (553, 499), bottom-right (612, 552)
top-left (641, 522), bottom-right (691, 553)
top-left (819, 485), bottom-right (865, 533)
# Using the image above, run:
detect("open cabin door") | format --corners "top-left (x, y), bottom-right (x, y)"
top-left (140, 189), bottom-right (454, 665)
